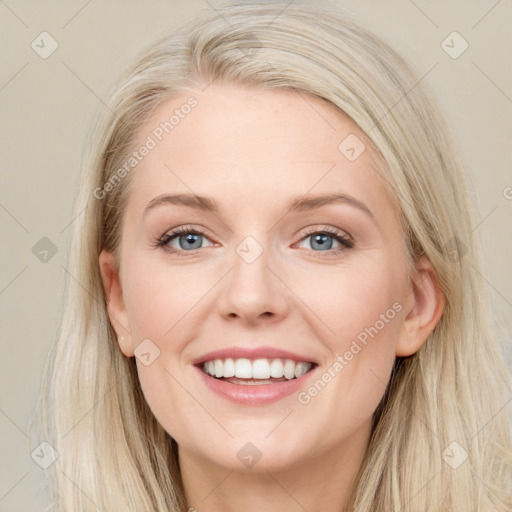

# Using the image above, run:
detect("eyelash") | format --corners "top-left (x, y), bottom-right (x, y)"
top-left (154, 225), bottom-right (354, 257)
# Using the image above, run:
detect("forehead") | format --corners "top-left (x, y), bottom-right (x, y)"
top-left (124, 82), bottom-right (396, 220)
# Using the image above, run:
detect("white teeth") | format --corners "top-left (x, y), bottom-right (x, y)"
top-left (201, 357), bottom-right (313, 380)
top-left (283, 359), bottom-right (296, 380)
top-left (269, 358), bottom-right (284, 378)
top-left (214, 359), bottom-right (223, 378)
top-left (294, 362), bottom-right (310, 378)
top-left (252, 359), bottom-right (271, 379)
top-left (235, 358), bottom-right (253, 378)
top-left (223, 357), bottom-right (235, 378)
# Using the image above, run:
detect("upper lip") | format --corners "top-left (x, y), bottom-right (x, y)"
top-left (192, 346), bottom-right (318, 366)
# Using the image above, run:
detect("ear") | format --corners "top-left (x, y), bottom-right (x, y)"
top-left (396, 256), bottom-right (445, 357)
top-left (98, 249), bottom-right (134, 357)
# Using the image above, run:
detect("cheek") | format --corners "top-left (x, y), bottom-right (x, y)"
top-left (293, 261), bottom-right (404, 425)
top-left (123, 257), bottom-right (207, 342)
top-left (121, 259), bottom-right (214, 425)
top-left (295, 257), bottom-right (404, 348)
top-left (121, 259), bottom-right (207, 440)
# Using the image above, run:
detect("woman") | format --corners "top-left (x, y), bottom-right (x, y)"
top-left (30, 1), bottom-right (512, 510)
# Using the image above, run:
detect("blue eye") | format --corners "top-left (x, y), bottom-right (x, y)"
top-left (297, 228), bottom-right (353, 254)
top-left (157, 226), bottom-right (213, 253)
top-left (155, 225), bottom-right (353, 256)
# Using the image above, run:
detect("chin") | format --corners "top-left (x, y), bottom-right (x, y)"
top-left (188, 434), bottom-right (311, 473)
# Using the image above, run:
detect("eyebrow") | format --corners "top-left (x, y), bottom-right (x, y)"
top-left (144, 192), bottom-right (374, 220)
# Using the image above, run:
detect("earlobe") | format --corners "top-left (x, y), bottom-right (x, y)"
top-left (98, 249), bottom-right (134, 357)
top-left (396, 256), bottom-right (445, 357)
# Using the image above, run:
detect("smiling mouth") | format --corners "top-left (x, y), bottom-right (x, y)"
top-left (198, 357), bottom-right (316, 385)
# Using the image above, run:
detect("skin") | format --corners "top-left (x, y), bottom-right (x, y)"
top-left (99, 82), bottom-right (444, 512)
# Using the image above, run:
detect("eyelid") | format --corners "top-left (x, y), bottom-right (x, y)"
top-left (297, 224), bottom-right (353, 242)
top-left (157, 224), bottom-right (217, 249)
top-left (156, 224), bottom-right (354, 256)
top-left (294, 225), bottom-right (354, 254)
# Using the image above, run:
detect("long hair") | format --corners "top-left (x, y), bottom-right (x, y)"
top-left (29, 1), bottom-right (512, 510)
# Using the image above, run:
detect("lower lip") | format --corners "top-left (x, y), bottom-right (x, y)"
top-left (195, 366), bottom-right (317, 405)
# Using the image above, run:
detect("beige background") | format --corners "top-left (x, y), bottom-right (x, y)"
top-left (1, 1), bottom-right (511, 510)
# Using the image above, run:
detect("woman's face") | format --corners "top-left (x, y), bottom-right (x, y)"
top-left (100, 83), bottom-right (438, 472)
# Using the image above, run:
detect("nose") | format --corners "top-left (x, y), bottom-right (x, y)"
top-left (216, 241), bottom-right (290, 325)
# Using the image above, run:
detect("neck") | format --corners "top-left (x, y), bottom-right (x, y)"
top-left (178, 419), bottom-right (372, 512)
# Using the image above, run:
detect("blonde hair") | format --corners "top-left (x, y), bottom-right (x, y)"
top-left (30, 1), bottom-right (512, 510)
